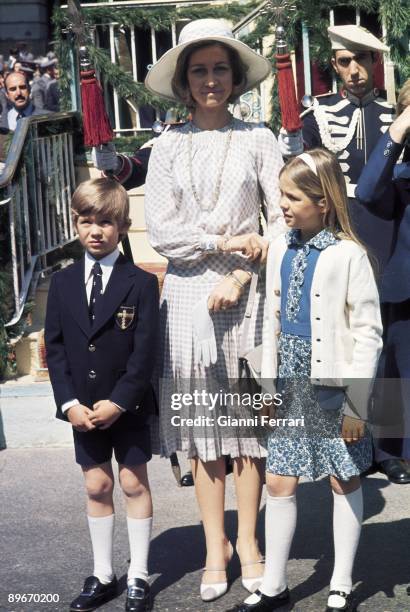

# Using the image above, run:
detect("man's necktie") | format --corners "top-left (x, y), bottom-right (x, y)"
top-left (89, 262), bottom-right (103, 324)
top-left (16, 112), bottom-right (25, 121)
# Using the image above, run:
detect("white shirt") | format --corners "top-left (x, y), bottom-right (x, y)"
top-left (7, 102), bottom-right (34, 130)
top-left (84, 247), bottom-right (120, 302)
top-left (62, 248), bottom-right (125, 414)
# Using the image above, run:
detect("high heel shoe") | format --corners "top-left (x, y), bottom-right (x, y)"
top-left (236, 539), bottom-right (265, 593)
top-left (200, 541), bottom-right (233, 602)
top-left (240, 558), bottom-right (265, 593)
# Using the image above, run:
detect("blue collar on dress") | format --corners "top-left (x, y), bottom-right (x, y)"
top-left (285, 228), bottom-right (338, 322)
top-left (286, 228), bottom-right (338, 250)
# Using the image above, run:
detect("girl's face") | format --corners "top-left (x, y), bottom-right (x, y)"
top-left (186, 44), bottom-right (234, 111)
top-left (279, 172), bottom-right (327, 239)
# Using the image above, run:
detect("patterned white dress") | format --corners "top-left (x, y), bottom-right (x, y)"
top-left (144, 118), bottom-right (284, 460)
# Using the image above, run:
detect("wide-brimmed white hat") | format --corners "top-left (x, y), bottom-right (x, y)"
top-left (328, 25), bottom-right (389, 53)
top-left (145, 19), bottom-right (272, 101)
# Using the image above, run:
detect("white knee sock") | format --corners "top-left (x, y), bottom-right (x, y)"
top-left (126, 516), bottom-right (152, 583)
top-left (330, 487), bottom-right (363, 596)
top-left (248, 493), bottom-right (296, 602)
top-left (88, 514), bottom-right (115, 584)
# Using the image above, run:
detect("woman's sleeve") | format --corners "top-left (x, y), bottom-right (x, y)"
top-left (144, 133), bottom-right (220, 266)
top-left (256, 127), bottom-right (287, 241)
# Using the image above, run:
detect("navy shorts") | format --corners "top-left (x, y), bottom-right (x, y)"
top-left (73, 411), bottom-right (152, 467)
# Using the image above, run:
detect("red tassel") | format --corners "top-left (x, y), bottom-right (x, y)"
top-left (80, 69), bottom-right (113, 146)
top-left (275, 53), bottom-right (302, 132)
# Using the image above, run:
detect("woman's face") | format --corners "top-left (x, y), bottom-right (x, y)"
top-left (186, 44), bottom-right (234, 111)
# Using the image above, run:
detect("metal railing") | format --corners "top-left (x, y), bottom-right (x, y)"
top-left (0, 112), bottom-right (81, 327)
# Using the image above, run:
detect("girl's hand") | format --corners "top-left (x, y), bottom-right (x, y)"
top-left (341, 415), bottom-right (365, 443)
top-left (389, 104), bottom-right (410, 144)
top-left (208, 276), bottom-right (243, 312)
top-left (223, 233), bottom-right (269, 263)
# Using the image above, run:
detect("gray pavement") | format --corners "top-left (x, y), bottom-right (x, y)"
top-left (1, 446), bottom-right (410, 612)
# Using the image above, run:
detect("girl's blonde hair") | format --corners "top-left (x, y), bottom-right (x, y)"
top-left (71, 178), bottom-right (131, 237)
top-left (279, 147), bottom-right (364, 248)
top-left (396, 78), bottom-right (410, 116)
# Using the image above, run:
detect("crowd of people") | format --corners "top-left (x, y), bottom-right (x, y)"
top-left (44, 17), bottom-right (409, 612)
top-left (0, 46), bottom-right (60, 132)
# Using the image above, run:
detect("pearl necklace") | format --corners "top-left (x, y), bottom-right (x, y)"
top-left (188, 119), bottom-right (234, 212)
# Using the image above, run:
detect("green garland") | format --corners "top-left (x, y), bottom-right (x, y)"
top-left (52, 2), bottom-right (255, 113)
top-left (52, 0), bottom-right (409, 131)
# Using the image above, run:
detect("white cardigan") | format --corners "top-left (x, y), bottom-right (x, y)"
top-left (261, 234), bottom-right (383, 420)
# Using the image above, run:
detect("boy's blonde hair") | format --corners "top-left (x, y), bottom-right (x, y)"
top-left (279, 148), bottom-right (364, 248)
top-left (71, 178), bottom-right (131, 236)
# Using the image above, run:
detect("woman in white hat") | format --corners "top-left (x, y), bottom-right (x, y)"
top-left (144, 18), bottom-right (284, 602)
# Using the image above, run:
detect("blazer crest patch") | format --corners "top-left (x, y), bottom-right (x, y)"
top-left (116, 305), bottom-right (135, 330)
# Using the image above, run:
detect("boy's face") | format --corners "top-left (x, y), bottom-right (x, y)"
top-left (75, 213), bottom-right (122, 260)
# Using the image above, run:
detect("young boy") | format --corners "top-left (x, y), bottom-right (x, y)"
top-left (45, 178), bottom-right (159, 612)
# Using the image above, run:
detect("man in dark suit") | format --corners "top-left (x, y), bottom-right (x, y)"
top-left (0, 71), bottom-right (48, 131)
top-left (45, 178), bottom-right (159, 612)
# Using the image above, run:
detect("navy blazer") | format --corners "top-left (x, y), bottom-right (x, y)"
top-left (356, 131), bottom-right (410, 303)
top-left (45, 253), bottom-right (159, 422)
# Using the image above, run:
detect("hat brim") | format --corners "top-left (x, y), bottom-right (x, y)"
top-left (145, 36), bottom-right (272, 102)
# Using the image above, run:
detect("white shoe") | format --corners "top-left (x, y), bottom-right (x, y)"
top-left (240, 558), bottom-right (265, 593)
top-left (200, 541), bottom-right (233, 602)
top-left (200, 570), bottom-right (228, 602)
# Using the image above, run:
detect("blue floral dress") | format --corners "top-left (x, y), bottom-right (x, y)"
top-left (266, 229), bottom-right (372, 480)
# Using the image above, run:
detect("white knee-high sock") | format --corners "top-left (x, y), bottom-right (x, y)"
top-left (88, 514), bottom-right (115, 584)
top-left (254, 494), bottom-right (297, 599)
top-left (126, 516), bottom-right (152, 583)
top-left (330, 487), bottom-right (363, 595)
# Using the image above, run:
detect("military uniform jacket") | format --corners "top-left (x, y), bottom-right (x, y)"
top-left (356, 131), bottom-right (410, 303)
top-left (45, 254), bottom-right (159, 422)
top-left (302, 89), bottom-right (395, 268)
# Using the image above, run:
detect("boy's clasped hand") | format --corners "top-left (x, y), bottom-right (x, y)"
top-left (67, 401), bottom-right (122, 432)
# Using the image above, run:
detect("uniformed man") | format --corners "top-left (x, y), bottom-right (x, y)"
top-left (279, 24), bottom-right (395, 269)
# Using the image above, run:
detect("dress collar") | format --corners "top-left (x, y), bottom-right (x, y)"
top-left (286, 228), bottom-right (338, 250)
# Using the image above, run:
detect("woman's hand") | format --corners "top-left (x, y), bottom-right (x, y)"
top-left (341, 415), bottom-right (365, 443)
top-left (389, 104), bottom-right (410, 144)
top-left (208, 275), bottom-right (243, 312)
top-left (223, 233), bottom-right (269, 263)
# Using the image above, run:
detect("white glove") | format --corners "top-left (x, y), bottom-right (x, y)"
top-left (192, 297), bottom-right (217, 368)
top-left (277, 127), bottom-right (304, 158)
top-left (91, 142), bottom-right (121, 173)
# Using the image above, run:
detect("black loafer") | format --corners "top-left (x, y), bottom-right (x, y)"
top-left (125, 578), bottom-right (152, 612)
top-left (180, 471), bottom-right (194, 487)
top-left (326, 590), bottom-right (355, 611)
top-left (70, 575), bottom-right (117, 611)
top-left (378, 459), bottom-right (410, 484)
top-left (226, 588), bottom-right (290, 611)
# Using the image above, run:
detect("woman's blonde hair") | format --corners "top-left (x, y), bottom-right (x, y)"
top-left (397, 78), bottom-right (410, 116)
top-left (279, 148), bottom-right (364, 248)
top-left (71, 178), bottom-right (131, 238)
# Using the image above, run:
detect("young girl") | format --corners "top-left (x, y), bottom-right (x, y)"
top-left (230, 149), bottom-right (383, 612)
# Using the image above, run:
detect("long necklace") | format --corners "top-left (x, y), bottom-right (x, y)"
top-left (188, 119), bottom-right (234, 212)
